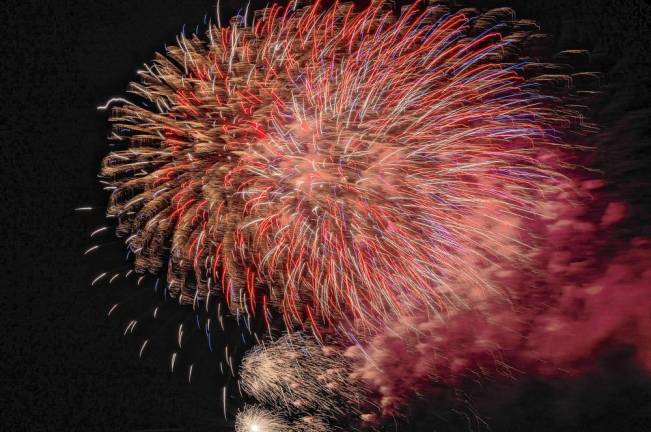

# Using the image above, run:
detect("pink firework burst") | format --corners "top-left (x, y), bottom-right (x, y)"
top-left (101, 0), bottom-right (586, 334)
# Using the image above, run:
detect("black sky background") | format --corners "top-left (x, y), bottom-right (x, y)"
top-left (1, 0), bottom-right (651, 431)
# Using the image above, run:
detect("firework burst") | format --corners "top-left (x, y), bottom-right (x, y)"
top-left (92, 1), bottom-right (651, 431)
top-left (100, 0), bottom-right (589, 334)
top-left (239, 333), bottom-right (365, 418)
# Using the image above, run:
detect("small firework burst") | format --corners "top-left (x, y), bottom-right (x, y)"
top-left (100, 0), bottom-right (589, 334)
top-left (239, 333), bottom-right (364, 418)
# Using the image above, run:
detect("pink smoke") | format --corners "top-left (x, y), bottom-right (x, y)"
top-left (344, 179), bottom-right (651, 418)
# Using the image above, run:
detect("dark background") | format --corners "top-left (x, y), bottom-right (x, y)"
top-left (1, 1), bottom-right (650, 431)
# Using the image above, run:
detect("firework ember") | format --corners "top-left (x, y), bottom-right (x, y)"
top-left (100, 0), bottom-right (591, 333)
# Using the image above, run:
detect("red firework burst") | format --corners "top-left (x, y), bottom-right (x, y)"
top-left (100, 0), bottom-right (587, 333)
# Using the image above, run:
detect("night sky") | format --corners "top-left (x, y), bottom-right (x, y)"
top-left (2, 1), bottom-right (651, 431)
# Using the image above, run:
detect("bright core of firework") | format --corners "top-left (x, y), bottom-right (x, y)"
top-left (235, 406), bottom-right (293, 432)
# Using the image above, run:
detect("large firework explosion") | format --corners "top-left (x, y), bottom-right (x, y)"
top-left (97, 0), bottom-right (650, 430)
top-left (100, 0), bottom-right (589, 334)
